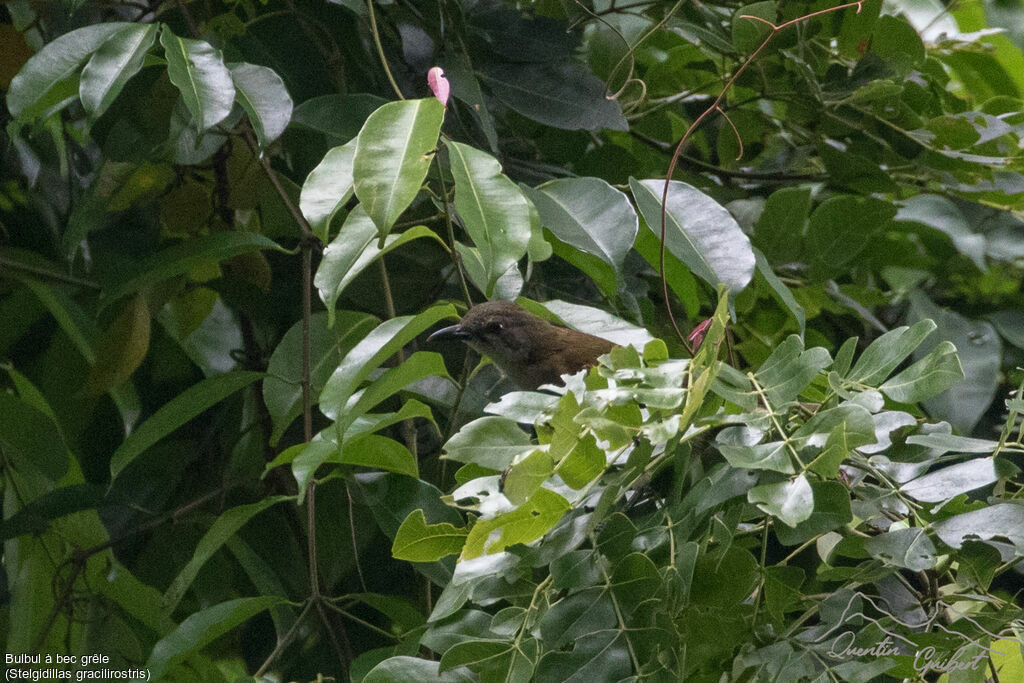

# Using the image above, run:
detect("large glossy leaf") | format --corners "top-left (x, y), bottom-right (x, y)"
top-left (522, 177), bottom-right (638, 283)
top-left (319, 305), bottom-right (458, 431)
top-left (901, 458), bottom-right (1017, 503)
top-left (315, 206), bottom-right (445, 325)
top-left (535, 630), bottom-right (631, 682)
top-left (110, 371), bottom-right (263, 479)
top-left (749, 475), bottom-right (814, 527)
top-left (443, 416), bottom-right (535, 470)
top-left (447, 141), bottom-right (531, 296)
top-left (228, 62), bottom-right (293, 148)
top-left (299, 139), bottom-right (357, 243)
top-left (7, 23), bottom-right (128, 121)
top-left (353, 98), bottom-right (445, 237)
top-left (263, 310), bottom-right (378, 444)
top-left (292, 93), bottom-right (387, 142)
top-left (864, 527), bottom-right (937, 571)
top-left (163, 496), bottom-right (294, 613)
top-left (932, 504), bottom-right (1024, 554)
top-left (160, 29), bottom-right (235, 131)
top-left (478, 62), bottom-right (627, 132)
top-left (631, 178), bottom-right (755, 292)
top-left (80, 24), bottom-right (158, 120)
top-left (146, 596), bottom-right (285, 680)
top-left (99, 231), bottom-right (285, 308)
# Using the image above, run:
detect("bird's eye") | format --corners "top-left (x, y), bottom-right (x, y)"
top-left (485, 321), bottom-right (504, 334)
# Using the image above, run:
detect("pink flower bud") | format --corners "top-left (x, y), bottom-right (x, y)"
top-left (687, 318), bottom-right (713, 351)
top-left (428, 67), bottom-right (450, 108)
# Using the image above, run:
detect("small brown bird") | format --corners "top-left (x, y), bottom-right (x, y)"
top-left (428, 300), bottom-right (616, 389)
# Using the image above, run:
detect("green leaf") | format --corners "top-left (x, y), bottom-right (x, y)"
top-left (864, 527), bottom-right (938, 572)
top-left (7, 23), bottom-right (129, 121)
top-left (537, 631), bottom-right (630, 683)
top-left (632, 228), bottom-right (700, 317)
top-left (365, 656), bottom-right (474, 683)
top-left (462, 488), bottom-right (569, 559)
top-left (846, 319), bottom-right (937, 385)
top-left (163, 496), bottom-right (294, 613)
top-left (393, 509), bottom-right (468, 562)
top-left (110, 371), bottom-right (263, 479)
top-left (879, 341), bottom-right (963, 403)
top-left (440, 640), bottom-right (516, 673)
top-left (314, 206), bottom-right (445, 325)
top-left (870, 14), bottom-right (925, 74)
top-left (229, 62), bottom-right (293, 148)
top-left (802, 196), bottom-right (895, 281)
top-left (732, 2), bottom-right (775, 54)
top-left (749, 475), bottom-right (814, 527)
top-left (263, 311), bottom-right (378, 444)
top-left (753, 186), bottom-right (811, 265)
top-left (538, 590), bottom-right (617, 649)
top-left (478, 62), bottom-right (627, 132)
top-left (756, 335), bottom-right (832, 406)
top-left (327, 351), bottom-right (450, 430)
top-left (896, 194), bottom-right (986, 270)
top-left (443, 417), bottom-right (535, 470)
top-left (557, 434), bottom-right (605, 490)
top-left (447, 141), bottom-right (532, 296)
top-left (502, 450), bottom-right (553, 505)
top-left (80, 24), bottom-right (158, 121)
top-left (300, 139), bottom-right (357, 243)
top-left (0, 393), bottom-right (69, 481)
top-left (160, 28), bottom-right (235, 131)
top-left (100, 231), bottom-right (285, 308)
top-left (522, 177), bottom-right (638, 282)
top-left (336, 434), bottom-right (419, 477)
top-left (0, 484), bottom-right (106, 540)
top-left (353, 98), bottom-right (445, 237)
top-left (901, 458), bottom-right (1017, 503)
top-left (904, 432), bottom-right (999, 454)
top-left (717, 438), bottom-right (794, 474)
top-left (631, 178), bottom-right (755, 292)
top-left (318, 305), bottom-right (458, 433)
top-left (755, 248), bottom-right (805, 337)
top-left (932, 504), bottom-right (1024, 554)
top-left (610, 553), bottom-right (660, 614)
top-left (908, 292), bottom-right (1001, 433)
top-left (292, 93), bottom-right (387, 143)
top-left (10, 275), bottom-right (140, 431)
top-left (146, 596), bottom-right (285, 680)
top-left (774, 481), bottom-right (852, 546)
top-left (81, 293), bottom-right (150, 396)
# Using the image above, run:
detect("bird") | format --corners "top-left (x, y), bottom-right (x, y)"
top-left (427, 300), bottom-right (616, 390)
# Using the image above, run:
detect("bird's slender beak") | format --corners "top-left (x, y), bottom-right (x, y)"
top-left (428, 323), bottom-right (469, 342)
